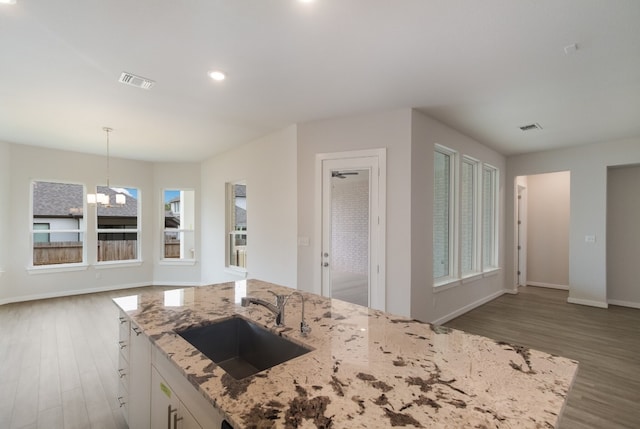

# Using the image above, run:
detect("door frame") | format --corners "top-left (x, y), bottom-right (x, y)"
top-left (314, 148), bottom-right (386, 311)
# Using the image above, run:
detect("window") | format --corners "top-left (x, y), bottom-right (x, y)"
top-left (96, 186), bottom-right (140, 262)
top-left (461, 157), bottom-right (479, 276)
top-left (482, 165), bottom-right (499, 270)
top-left (226, 181), bottom-right (247, 269)
top-left (31, 181), bottom-right (85, 266)
top-left (433, 146), bottom-right (455, 281)
top-left (163, 189), bottom-right (196, 260)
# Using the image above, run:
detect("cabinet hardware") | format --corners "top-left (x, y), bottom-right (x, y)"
top-left (119, 317), bottom-right (127, 324)
top-left (118, 341), bottom-right (127, 349)
top-left (118, 368), bottom-right (126, 378)
top-left (117, 396), bottom-right (126, 408)
top-left (132, 326), bottom-right (142, 336)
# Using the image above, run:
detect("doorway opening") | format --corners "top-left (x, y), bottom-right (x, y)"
top-left (514, 171), bottom-right (570, 290)
top-left (315, 149), bottom-right (386, 311)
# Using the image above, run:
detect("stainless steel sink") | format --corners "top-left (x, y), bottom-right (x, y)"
top-left (177, 316), bottom-right (311, 380)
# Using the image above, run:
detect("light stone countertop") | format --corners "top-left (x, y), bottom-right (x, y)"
top-left (114, 279), bottom-right (578, 428)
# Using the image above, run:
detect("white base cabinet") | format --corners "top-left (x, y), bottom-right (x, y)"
top-left (151, 367), bottom-right (202, 429)
top-left (117, 313), bottom-right (227, 429)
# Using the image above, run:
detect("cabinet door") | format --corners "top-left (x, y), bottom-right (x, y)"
top-left (129, 323), bottom-right (151, 429)
top-left (151, 367), bottom-right (180, 429)
top-left (177, 404), bottom-right (202, 429)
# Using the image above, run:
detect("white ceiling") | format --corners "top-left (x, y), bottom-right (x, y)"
top-left (1, 0), bottom-right (639, 162)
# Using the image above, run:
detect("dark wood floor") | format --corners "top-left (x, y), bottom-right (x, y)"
top-left (1, 285), bottom-right (638, 428)
top-left (445, 286), bottom-right (640, 429)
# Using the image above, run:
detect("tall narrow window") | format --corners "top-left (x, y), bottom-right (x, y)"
top-left (226, 181), bottom-right (247, 269)
top-left (482, 165), bottom-right (498, 270)
top-left (461, 157), bottom-right (479, 276)
top-left (163, 189), bottom-right (196, 260)
top-left (96, 186), bottom-right (140, 262)
top-left (31, 181), bottom-right (85, 266)
top-left (433, 146), bottom-right (456, 281)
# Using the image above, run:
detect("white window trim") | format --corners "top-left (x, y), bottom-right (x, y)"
top-left (433, 144), bottom-right (458, 284)
top-left (461, 155), bottom-right (481, 277)
top-left (481, 164), bottom-right (500, 272)
top-left (30, 180), bottom-right (87, 268)
top-left (161, 188), bottom-right (197, 262)
top-left (226, 181), bottom-right (247, 270)
top-left (95, 186), bottom-right (141, 265)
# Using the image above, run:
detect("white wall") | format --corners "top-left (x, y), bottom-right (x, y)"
top-left (2, 143), bottom-right (155, 304)
top-left (0, 142), bottom-right (10, 301)
top-left (152, 162), bottom-right (202, 286)
top-left (411, 111), bottom-right (506, 323)
top-left (506, 137), bottom-right (640, 308)
top-left (607, 165), bottom-right (640, 307)
top-left (297, 109), bottom-right (413, 317)
top-left (200, 126), bottom-right (298, 288)
top-left (526, 171), bottom-right (570, 288)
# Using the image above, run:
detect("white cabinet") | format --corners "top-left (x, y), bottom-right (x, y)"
top-left (152, 347), bottom-right (226, 429)
top-left (117, 312), bottom-right (227, 429)
top-left (151, 367), bottom-right (202, 429)
top-left (116, 311), bottom-right (130, 423)
top-left (129, 322), bottom-right (151, 429)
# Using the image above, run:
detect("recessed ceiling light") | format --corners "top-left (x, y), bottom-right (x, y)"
top-left (208, 70), bottom-right (226, 81)
top-left (299, 0), bottom-right (315, 3)
top-left (0, 0), bottom-right (17, 4)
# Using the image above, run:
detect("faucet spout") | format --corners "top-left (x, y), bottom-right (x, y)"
top-left (240, 297), bottom-right (281, 323)
top-left (241, 290), bottom-right (311, 335)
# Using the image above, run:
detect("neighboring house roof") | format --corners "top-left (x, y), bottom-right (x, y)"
top-left (165, 211), bottom-right (180, 228)
top-left (234, 184), bottom-right (246, 198)
top-left (33, 182), bottom-right (84, 217)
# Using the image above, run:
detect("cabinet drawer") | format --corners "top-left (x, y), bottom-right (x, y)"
top-left (118, 311), bottom-right (130, 358)
top-left (117, 376), bottom-right (129, 423)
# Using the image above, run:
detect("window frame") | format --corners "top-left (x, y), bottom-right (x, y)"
top-left (433, 144), bottom-right (457, 285)
top-left (460, 156), bottom-right (481, 277)
top-left (29, 180), bottom-right (87, 270)
top-left (161, 188), bottom-right (196, 264)
top-left (482, 164), bottom-right (499, 272)
top-left (226, 180), bottom-right (247, 272)
top-left (95, 186), bottom-right (141, 265)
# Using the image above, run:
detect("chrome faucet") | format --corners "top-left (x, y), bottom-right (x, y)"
top-left (240, 290), bottom-right (311, 336)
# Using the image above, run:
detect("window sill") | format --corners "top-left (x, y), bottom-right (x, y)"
top-left (433, 278), bottom-right (461, 293)
top-left (159, 259), bottom-right (197, 266)
top-left (95, 260), bottom-right (143, 269)
top-left (482, 268), bottom-right (501, 277)
top-left (225, 267), bottom-right (248, 278)
top-left (461, 272), bottom-right (483, 284)
top-left (27, 263), bottom-right (89, 275)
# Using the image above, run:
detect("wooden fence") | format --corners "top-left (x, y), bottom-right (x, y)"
top-left (33, 242), bottom-right (82, 265)
top-left (34, 241), bottom-right (182, 264)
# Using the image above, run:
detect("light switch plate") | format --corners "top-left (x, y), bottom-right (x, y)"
top-left (585, 235), bottom-right (596, 244)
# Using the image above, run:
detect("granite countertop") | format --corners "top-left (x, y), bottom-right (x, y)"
top-left (114, 279), bottom-right (578, 428)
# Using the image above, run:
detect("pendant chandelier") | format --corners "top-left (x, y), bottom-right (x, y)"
top-left (87, 127), bottom-right (126, 206)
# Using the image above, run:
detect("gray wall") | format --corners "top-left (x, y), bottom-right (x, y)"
top-left (526, 171), bottom-right (570, 288)
top-left (607, 165), bottom-right (640, 307)
top-left (507, 137), bottom-right (640, 308)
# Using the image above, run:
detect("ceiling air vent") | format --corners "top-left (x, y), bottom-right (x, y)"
top-left (118, 72), bottom-right (155, 90)
top-left (519, 123), bottom-right (543, 131)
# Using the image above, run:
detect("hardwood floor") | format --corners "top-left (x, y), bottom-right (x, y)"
top-left (1, 285), bottom-right (638, 428)
top-left (445, 286), bottom-right (640, 429)
top-left (0, 287), bottom-right (170, 429)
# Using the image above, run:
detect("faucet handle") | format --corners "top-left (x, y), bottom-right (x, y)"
top-left (300, 321), bottom-right (312, 336)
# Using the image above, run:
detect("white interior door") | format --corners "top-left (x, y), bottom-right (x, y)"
top-left (318, 150), bottom-right (386, 311)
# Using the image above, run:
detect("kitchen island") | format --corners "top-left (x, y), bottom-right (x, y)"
top-left (114, 279), bottom-right (578, 428)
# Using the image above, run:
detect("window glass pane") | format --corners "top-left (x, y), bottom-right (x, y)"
top-left (482, 167), bottom-right (497, 269)
top-left (461, 160), bottom-right (475, 274)
top-left (433, 151), bottom-right (450, 279)
top-left (96, 186), bottom-right (139, 262)
top-left (227, 182), bottom-right (247, 268)
top-left (32, 181), bottom-right (85, 265)
top-left (163, 189), bottom-right (196, 259)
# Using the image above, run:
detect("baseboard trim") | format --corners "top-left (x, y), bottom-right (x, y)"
top-left (432, 289), bottom-right (507, 325)
top-left (527, 282), bottom-right (569, 290)
top-left (567, 297), bottom-right (608, 309)
top-left (0, 282), bottom-right (151, 306)
top-left (151, 281), bottom-right (204, 287)
top-left (608, 299), bottom-right (640, 309)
